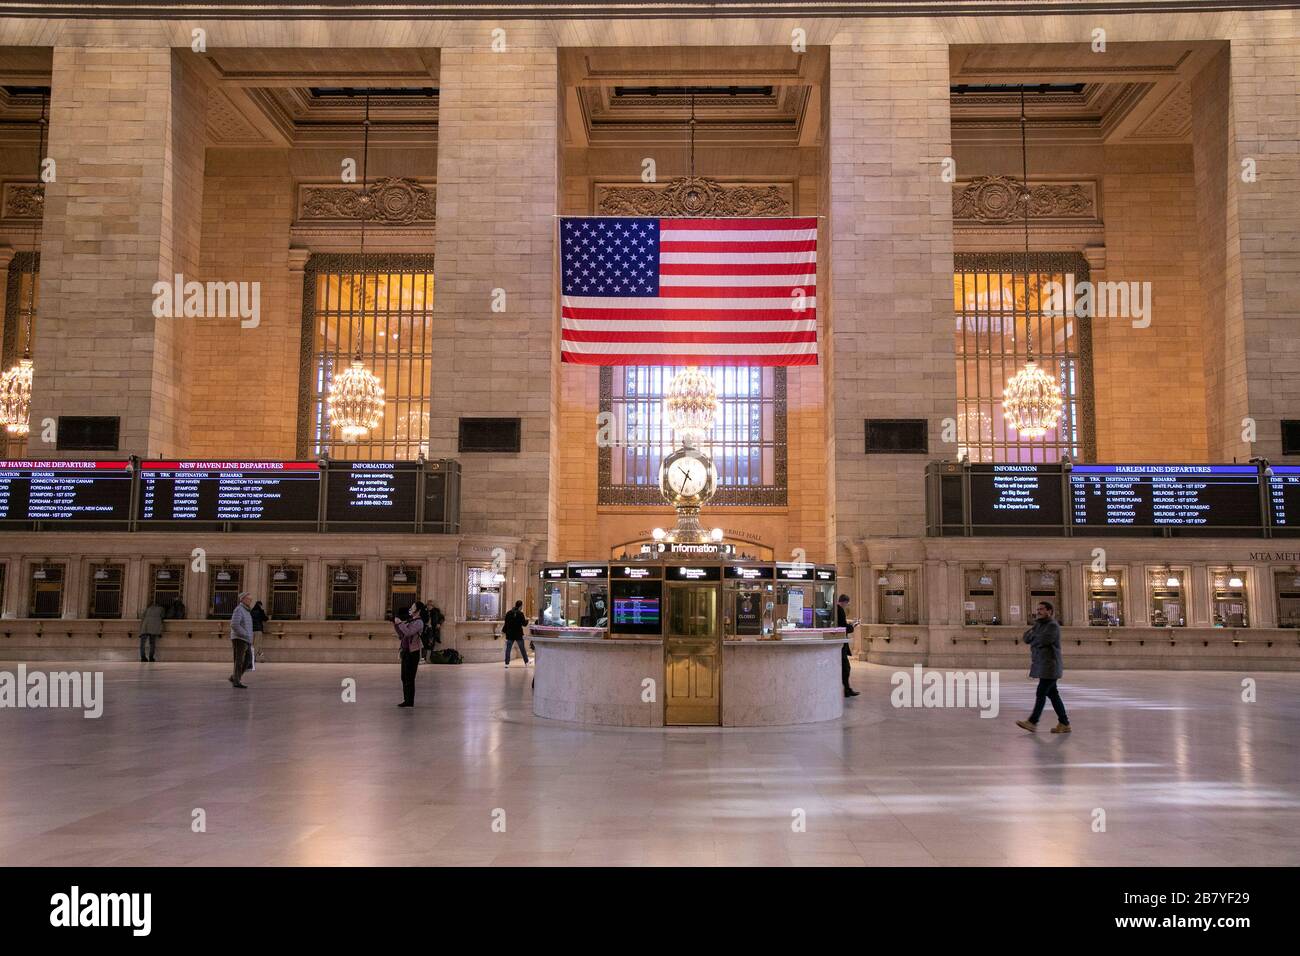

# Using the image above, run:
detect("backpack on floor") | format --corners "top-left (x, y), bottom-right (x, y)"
top-left (428, 648), bottom-right (463, 665)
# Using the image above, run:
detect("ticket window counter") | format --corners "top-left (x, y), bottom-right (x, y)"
top-left (1275, 570), bottom-right (1300, 628)
top-left (208, 565), bottom-right (244, 619)
top-left (538, 565), bottom-right (567, 626)
top-left (724, 564), bottom-right (775, 639)
top-left (963, 569), bottom-right (1001, 625)
top-left (774, 564), bottom-right (836, 632)
top-left (876, 569), bottom-right (918, 625)
top-left (1148, 567), bottom-right (1187, 627)
top-left (466, 566), bottom-right (503, 622)
top-left (387, 565), bottom-right (421, 620)
top-left (268, 565), bottom-right (304, 621)
top-left (566, 564), bottom-right (609, 628)
top-left (148, 564), bottom-right (185, 613)
top-left (1025, 569), bottom-right (1064, 626)
top-left (1210, 568), bottom-right (1249, 628)
top-left (29, 563), bottom-right (66, 619)
top-left (609, 565), bottom-right (663, 639)
top-left (327, 565), bottom-right (362, 621)
top-left (1087, 571), bottom-right (1125, 626)
top-left (87, 564), bottom-right (125, 619)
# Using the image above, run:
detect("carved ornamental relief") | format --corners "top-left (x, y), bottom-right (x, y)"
top-left (298, 177), bottom-right (435, 224)
top-left (953, 176), bottom-right (1096, 224)
top-left (596, 177), bottom-right (793, 217)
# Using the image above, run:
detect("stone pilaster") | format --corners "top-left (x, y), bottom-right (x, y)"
top-left (827, 41), bottom-right (957, 544)
top-left (430, 46), bottom-right (559, 550)
top-left (29, 47), bottom-right (207, 458)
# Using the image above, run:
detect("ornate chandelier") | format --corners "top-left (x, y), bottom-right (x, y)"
top-left (327, 91), bottom-right (384, 442)
top-left (0, 91), bottom-right (46, 439)
top-left (1001, 86), bottom-right (1063, 440)
top-left (1003, 359), bottom-right (1063, 439)
top-left (327, 358), bottom-right (383, 441)
top-left (665, 367), bottom-right (718, 444)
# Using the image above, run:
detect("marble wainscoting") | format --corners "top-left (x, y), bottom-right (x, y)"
top-left (721, 637), bottom-right (847, 726)
top-left (531, 636), bottom-right (665, 727)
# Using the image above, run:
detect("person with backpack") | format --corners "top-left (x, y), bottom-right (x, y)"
top-left (394, 604), bottom-right (425, 707)
top-left (503, 600), bottom-right (529, 667)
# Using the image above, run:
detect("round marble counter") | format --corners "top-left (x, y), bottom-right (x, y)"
top-left (531, 633), bottom-right (665, 727)
top-left (721, 634), bottom-right (847, 726)
top-left (530, 626), bottom-right (847, 728)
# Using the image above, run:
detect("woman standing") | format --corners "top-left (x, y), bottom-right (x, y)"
top-left (394, 605), bottom-right (424, 708)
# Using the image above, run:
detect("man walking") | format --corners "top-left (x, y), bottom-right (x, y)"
top-left (229, 591), bottom-right (254, 689)
top-left (1016, 601), bottom-right (1071, 733)
top-left (503, 600), bottom-right (530, 667)
top-left (836, 594), bottom-right (859, 698)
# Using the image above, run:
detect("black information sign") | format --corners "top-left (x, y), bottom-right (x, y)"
top-left (725, 564), bottom-right (774, 581)
top-left (1268, 466), bottom-right (1300, 536)
top-left (968, 464), bottom-right (1064, 532)
top-left (610, 564), bottom-right (663, 580)
top-left (0, 460), bottom-right (133, 522)
top-left (138, 461), bottom-right (320, 522)
top-left (325, 462), bottom-right (418, 524)
top-left (1069, 464), bottom-right (1262, 534)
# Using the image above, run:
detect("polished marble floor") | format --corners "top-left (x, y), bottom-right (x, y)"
top-left (1, 659), bottom-right (1297, 866)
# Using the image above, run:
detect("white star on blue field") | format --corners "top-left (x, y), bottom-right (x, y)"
top-left (561, 218), bottom-right (661, 296)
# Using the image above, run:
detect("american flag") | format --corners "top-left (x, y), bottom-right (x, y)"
top-left (559, 216), bottom-right (818, 366)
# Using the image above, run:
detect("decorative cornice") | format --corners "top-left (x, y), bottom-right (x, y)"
top-left (0, 2), bottom-right (1280, 21)
top-left (596, 178), bottom-right (792, 218)
top-left (297, 178), bottom-right (435, 225)
top-left (953, 176), bottom-right (1096, 226)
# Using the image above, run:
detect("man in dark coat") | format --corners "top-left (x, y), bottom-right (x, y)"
top-left (1016, 601), bottom-right (1071, 733)
top-left (502, 600), bottom-right (530, 668)
top-left (836, 594), bottom-right (859, 698)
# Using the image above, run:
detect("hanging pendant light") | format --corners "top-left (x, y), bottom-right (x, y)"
top-left (0, 91), bottom-right (47, 437)
top-left (1002, 87), bottom-right (1063, 440)
top-left (665, 366), bottom-right (718, 446)
top-left (327, 92), bottom-right (384, 442)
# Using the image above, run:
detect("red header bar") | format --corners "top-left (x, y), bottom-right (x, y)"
top-left (0, 460), bottom-right (131, 470)
top-left (141, 461), bottom-right (321, 472)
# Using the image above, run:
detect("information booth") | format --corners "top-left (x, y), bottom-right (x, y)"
top-left (529, 554), bottom-right (848, 728)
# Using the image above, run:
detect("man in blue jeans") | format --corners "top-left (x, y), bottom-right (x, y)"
top-left (502, 600), bottom-right (530, 667)
top-left (1016, 601), bottom-right (1072, 733)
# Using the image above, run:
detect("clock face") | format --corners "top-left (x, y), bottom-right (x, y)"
top-left (667, 455), bottom-right (710, 498)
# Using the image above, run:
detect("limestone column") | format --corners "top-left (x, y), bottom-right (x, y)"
top-left (827, 40), bottom-right (957, 543)
top-left (30, 47), bottom-right (208, 458)
top-left (1192, 36), bottom-right (1300, 461)
top-left (430, 45), bottom-right (559, 552)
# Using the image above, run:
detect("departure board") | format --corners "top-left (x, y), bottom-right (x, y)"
top-left (1268, 466), bottom-right (1300, 536)
top-left (0, 460), bottom-right (133, 522)
top-left (324, 462), bottom-right (419, 524)
top-left (968, 464), bottom-right (1064, 531)
top-left (1069, 464), bottom-right (1262, 533)
top-left (138, 461), bottom-right (320, 522)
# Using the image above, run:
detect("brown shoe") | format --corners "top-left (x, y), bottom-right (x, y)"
top-left (1015, 719), bottom-right (1038, 733)
top-left (1050, 723), bottom-right (1072, 733)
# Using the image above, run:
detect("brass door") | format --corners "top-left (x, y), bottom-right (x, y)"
top-left (664, 583), bottom-right (721, 725)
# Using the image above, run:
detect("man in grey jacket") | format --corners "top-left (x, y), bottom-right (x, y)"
top-left (139, 600), bottom-right (165, 663)
top-left (1016, 601), bottom-right (1071, 733)
top-left (229, 591), bottom-right (254, 689)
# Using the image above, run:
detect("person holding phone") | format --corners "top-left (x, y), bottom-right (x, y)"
top-left (836, 594), bottom-right (860, 698)
top-left (1016, 601), bottom-right (1071, 733)
top-left (394, 604), bottom-right (425, 708)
